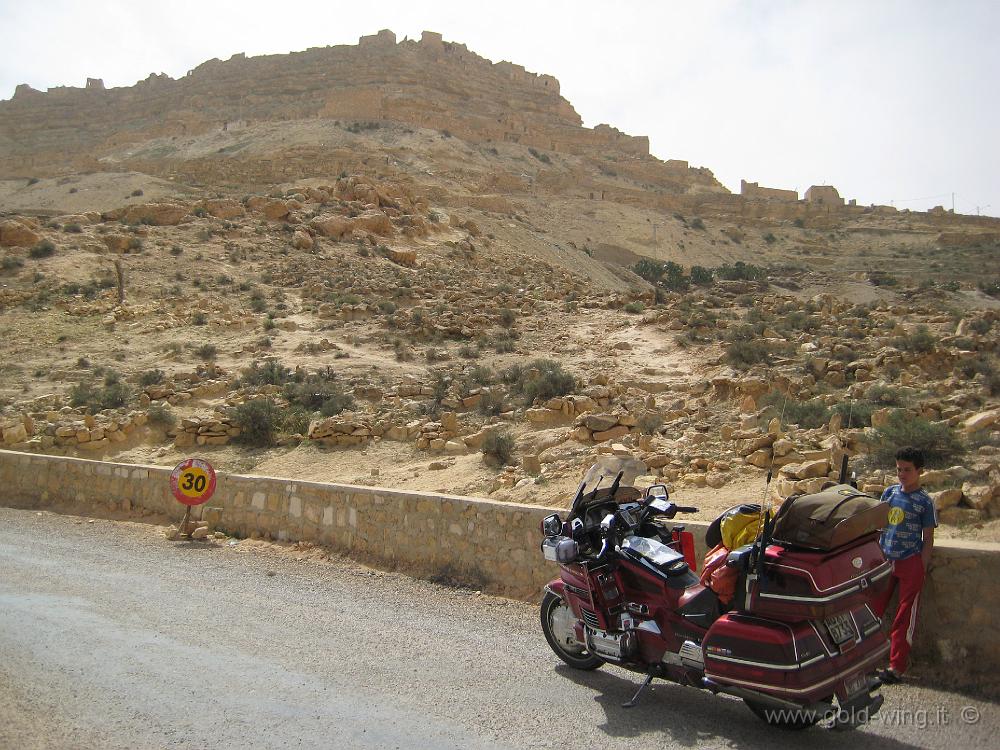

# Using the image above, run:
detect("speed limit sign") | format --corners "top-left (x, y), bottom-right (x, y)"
top-left (170, 458), bottom-right (217, 506)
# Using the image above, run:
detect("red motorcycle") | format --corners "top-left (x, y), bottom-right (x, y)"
top-left (539, 458), bottom-right (891, 730)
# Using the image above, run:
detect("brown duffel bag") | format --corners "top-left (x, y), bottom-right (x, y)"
top-left (771, 484), bottom-right (889, 550)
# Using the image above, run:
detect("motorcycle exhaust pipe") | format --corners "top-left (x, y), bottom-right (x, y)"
top-left (702, 678), bottom-right (832, 715)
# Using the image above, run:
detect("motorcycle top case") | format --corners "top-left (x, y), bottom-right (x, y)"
top-left (771, 484), bottom-right (889, 551)
top-left (742, 535), bottom-right (891, 620)
top-left (703, 608), bottom-right (888, 704)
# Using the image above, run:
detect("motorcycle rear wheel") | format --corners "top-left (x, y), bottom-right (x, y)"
top-left (744, 699), bottom-right (822, 730)
top-left (540, 591), bottom-right (603, 670)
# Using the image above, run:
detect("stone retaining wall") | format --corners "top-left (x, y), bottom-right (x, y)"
top-left (1, 449), bottom-right (997, 693)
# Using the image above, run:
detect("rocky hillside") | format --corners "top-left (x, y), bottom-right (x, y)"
top-left (1, 31), bottom-right (998, 540)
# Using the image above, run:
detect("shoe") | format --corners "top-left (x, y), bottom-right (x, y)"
top-left (877, 668), bottom-right (902, 685)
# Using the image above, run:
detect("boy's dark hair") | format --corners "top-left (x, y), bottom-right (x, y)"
top-left (895, 445), bottom-right (924, 470)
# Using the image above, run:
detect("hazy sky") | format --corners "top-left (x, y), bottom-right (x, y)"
top-left (2, 1), bottom-right (997, 217)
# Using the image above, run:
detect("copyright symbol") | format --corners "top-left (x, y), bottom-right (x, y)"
top-left (961, 706), bottom-right (980, 724)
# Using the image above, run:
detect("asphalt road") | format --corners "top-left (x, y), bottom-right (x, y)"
top-left (0, 506), bottom-right (995, 750)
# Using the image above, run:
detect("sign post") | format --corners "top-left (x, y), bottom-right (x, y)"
top-left (169, 458), bottom-right (217, 538)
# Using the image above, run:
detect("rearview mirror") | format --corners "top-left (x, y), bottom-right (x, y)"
top-left (541, 514), bottom-right (563, 537)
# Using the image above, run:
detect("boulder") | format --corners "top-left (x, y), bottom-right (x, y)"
top-left (291, 230), bottom-right (313, 250)
top-left (772, 438), bottom-right (795, 457)
top-left (584, 414), bottom-right (619, 432)
top-left (593, 425), bottom-right (630, 443)
top-left (961, 483), bottom-right (994, 510)
top-left (526, 408), bottom-right (563, 424)
top-left (932, 488), bottom-right (963, 510)
top-left (203, 199), bottom-right (245, 219)
top-left (310, 214), bottom-right (353, 239)
top-left (794, 459), bottom-right (831, 480)
top-left (964, 409), bottom-right (1000, 433)
top-left (388, 248), bottom-right (416, 266)
top-left (352, 210), bottom-right (395, 237)
top-left (0, 219), bottom-right (41, 247)
top-left (522, 455), bottom-right (542, 475)
top-left (246, 197), bottom-right (293, 221)
top-left (124, 202), bottom-right (189, 226)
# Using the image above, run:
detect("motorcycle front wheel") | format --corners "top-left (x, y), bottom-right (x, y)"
top-left (540, 591), bottom-right (603, 670)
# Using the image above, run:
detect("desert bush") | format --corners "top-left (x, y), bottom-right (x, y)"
top-left (494, 333), bottom-right (516, 353)
top-left (501, 359), bottom-right (575, 403)
top-left (232, 398), bottom-right (281, 447)
top-left (637, 411), bottom-right (663, 435)
top-left (831, 400), bottom-right (876, 428)
top-left (763, 232), bottom-right (777, 244)
top-left (458, 345), bottom-right (479, 359)
top-left (191, 312), bottom-right (208, 326)
top-left (498, 308), bottom-right (517, 328)
top-left (1, 256), bottom-right (24, 271)
top-left (240, 358), bottom-right (292, 387)
top-left (633, 259), bottom-right (664, 284)
top-left (624, 301), bottom-right (644, 314)
top-left (868, 271), bottom-right (898, 287)
top-left (64, 223), bottom-right (83, 234)
top-left (528, 147), bottom-right (551, 164)
top-left (282, 408), bottom-right (312, 436)
top-left (690, 217), bottom-right (705, 230)
top-left (194, 343), bottom-right (217, 361)
top-left (482, 429), bottom-right (515, 466)
top-left (715, 261), bottom-right (767, 281)
top-left (29, 240), bottom-right (56, 259)
top-left (978, 280), bottom-right (1000, 298)
top-left (283, 375), bottom-right (354, 416)
top-left (864, 411), bottom-right (964, 469)
top-left (690, 265), bottom-right (714, 285)
top-left (959, 355), bottom-right (1000, 395)
top-left (69, 370), bottom-right (131, 412)
top-left (968, 318), bottom-right (993, 335)
top-left (761, 390), bottom-right (830, 428)
top-left (895, 325), bottom-right (936, 353)
top-left (393, 339), bottom-right (413, 361)
top-left (660, 261), bottom-right (690, 291)
top-left (131, 189), bottom-right (144, 197)
top-left (477, 389), bottom-right (506, 416)
top-left (725, 340), bottom-right (771, 369)
top-left (139, 368), bottom-right (165, 387)
top-left (146, 402), bottom-right (175, 427)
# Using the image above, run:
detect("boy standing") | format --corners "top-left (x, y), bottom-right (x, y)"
top-left (873, 446), bottom-right (937, 684)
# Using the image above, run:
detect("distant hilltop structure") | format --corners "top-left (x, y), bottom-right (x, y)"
top-left (0, 29), bottom-right (672, 178)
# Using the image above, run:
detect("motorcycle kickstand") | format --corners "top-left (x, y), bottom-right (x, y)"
top-left (622, 674), bottom-right (654, 708)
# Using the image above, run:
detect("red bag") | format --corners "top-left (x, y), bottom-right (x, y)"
top-left (700, 543), bottom-right (738, 605)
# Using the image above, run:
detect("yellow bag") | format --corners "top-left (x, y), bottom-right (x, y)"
top-left (720, 510), bottom-right (760, 550)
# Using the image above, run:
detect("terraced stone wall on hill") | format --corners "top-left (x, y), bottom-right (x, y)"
top-left (1, 449), bottom-right (998, 694)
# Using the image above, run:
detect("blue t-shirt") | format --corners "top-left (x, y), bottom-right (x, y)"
top-left (879, 484), bottom-right (937, 561)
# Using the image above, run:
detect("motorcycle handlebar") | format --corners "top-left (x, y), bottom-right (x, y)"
top-left (674, 506), bottom-right (698, 513)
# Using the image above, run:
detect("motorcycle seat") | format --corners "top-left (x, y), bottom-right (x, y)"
top-left (677, 584), bottom-right (721, 628)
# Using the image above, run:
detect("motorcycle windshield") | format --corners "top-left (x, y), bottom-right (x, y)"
top-left (579, 456), bottom-right (648, 495)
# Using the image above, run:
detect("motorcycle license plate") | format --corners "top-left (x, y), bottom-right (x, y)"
top-left (843, 671), bottom-right (867, 698)
top-left (825, 613), bottom-right (855, 644)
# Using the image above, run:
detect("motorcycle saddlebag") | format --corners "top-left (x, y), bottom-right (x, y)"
top-left (703, 609), bottom-right (888, 704)
top-left (771, 484), bottom-right (889, 551)
top-left (742, 536), bottom-right (891, 620)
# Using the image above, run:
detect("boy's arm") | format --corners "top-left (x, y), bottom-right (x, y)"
top-left (922, 527), bottom-right (934, 570)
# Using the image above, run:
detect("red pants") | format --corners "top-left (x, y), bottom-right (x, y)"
top-left (872, 554), bottom-right (926, 674)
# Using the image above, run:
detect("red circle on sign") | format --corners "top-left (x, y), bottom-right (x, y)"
top-left (170, 458), bottom-right (217, 506)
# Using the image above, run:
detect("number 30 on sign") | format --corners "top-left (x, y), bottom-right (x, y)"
top-left (170, 458), bottom-right (217, 506)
